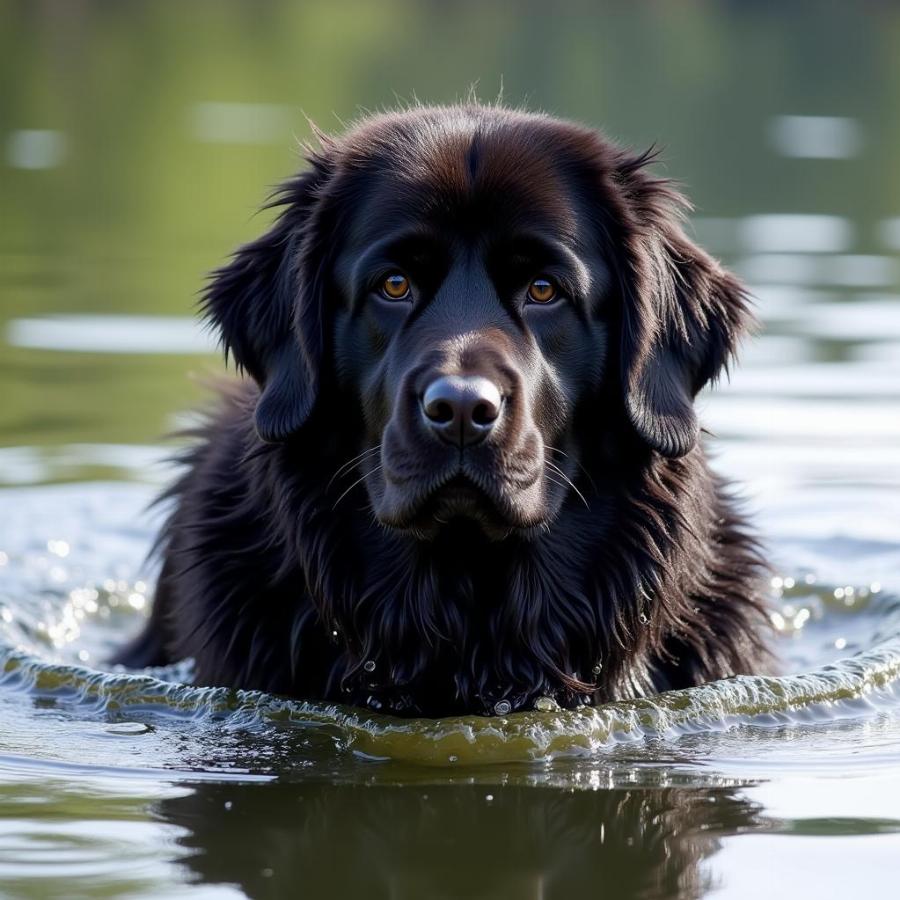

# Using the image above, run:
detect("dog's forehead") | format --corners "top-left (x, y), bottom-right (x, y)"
top-left (337, 111), bottom-right (589, 248)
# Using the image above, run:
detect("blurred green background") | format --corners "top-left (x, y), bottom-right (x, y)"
top-left (2, 0), bottom-right (899, 482)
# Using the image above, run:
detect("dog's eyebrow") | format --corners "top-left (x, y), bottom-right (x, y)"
top-left (348, 228), bottom-right (448, 296)
top-left (500, 232), bottom-right (593, 298)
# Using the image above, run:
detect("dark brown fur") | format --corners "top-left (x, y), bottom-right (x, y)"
top-left (114, 105), bottom-right (769, 716)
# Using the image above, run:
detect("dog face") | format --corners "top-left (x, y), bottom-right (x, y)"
top-left (329, 118), bottom-right (613, 537)
top-left (202, 106), bottom-right (749, 538)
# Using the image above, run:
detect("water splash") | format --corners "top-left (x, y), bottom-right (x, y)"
top-left (1, 589), bottom-right (898, 767)
top-left (3, 488), bottom-right (899, 767)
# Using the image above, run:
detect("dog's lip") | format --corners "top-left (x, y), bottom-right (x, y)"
top-left (374, 448), bottom-right (552, 534)
top-left (378, 469), bottom-right (516, 531)
top-left (422, 475), bottom-right (501, 516)
top-left (403, 475), bottom-right (519, 541)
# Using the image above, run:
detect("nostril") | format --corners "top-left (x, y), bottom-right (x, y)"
top-left (472, 400), bottom-right (499, 426)
top-left (428, 400), bottom-right (455, 424)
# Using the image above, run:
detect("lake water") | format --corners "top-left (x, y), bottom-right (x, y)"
top-left (2, 3), bottom-right (900, 898)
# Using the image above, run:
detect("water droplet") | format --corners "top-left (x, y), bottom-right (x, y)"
top-left (835, 637), bottom-right (847, 650)
top-left (224, 801), bottom-right (233, 811)
top-left (493, 699), bottom-right (512, 716)
top-left (592, 663), bottom-right (603, 675)
top-left (638, 612), bottom-right (649, 625)
top-left (534, 696), bottom-right (560, 712)
top-left (366, 696), bottom-right (382, 710)
top-left (448, 755), bottom-right (459, 763)
top-left (363, 659), bottom-right (376, 673)
top-left (485, 794), bottom-right (494, 802)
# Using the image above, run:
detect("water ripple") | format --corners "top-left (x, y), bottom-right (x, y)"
top-left (2, 614), bottom-right (898, 767)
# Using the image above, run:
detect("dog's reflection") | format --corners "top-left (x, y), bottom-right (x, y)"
top-left (155, 776), bottom-right (763, 899)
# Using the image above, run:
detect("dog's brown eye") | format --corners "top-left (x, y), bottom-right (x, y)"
top-left (380, 273), bottom-right (411, 300)
top-left (527, 277), bottom-right (557, 304)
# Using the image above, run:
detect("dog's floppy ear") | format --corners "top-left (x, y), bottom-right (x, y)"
top-left (200, 154), bottom-right (332, 442)
top-left (613, 153), bottom-right (752, 458)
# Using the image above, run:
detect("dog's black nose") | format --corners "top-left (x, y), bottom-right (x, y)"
top-left (422, 375), bottom-right (502, 446)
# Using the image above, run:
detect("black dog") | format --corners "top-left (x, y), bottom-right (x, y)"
top-left (114, 104), bottom-right (769, 716)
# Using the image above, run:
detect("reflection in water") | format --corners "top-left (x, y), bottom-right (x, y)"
top-left (736, 214), bottom-right (853, 253)
top-left (190, 101), bottom-right (296, 145)
top-left (157, 780), bottom-right (763, 900)
top-left (0, 771), bottom-right (195, 899)
top-left (767, 115), bottom-right (863, 160)
top-left (5, 129), bottom-right (68, 170)
top-left (5, 315), bottom-right (215, 355)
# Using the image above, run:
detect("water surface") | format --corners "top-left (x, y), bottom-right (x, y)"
top-left (2, 2), bottom-right (900, 898)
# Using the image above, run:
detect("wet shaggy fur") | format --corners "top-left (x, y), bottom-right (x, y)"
top-left (114, 104), bottom-right (770, 716)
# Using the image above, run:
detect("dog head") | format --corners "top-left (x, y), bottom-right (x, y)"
top-left (202, 105), bottom-right (750, 538)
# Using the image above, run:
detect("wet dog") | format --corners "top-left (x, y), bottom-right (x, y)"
top-left (114, 104), bottom-right (769, 716)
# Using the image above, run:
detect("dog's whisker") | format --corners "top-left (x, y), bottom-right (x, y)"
top-left (327, 445), bottom-right (382, 491)
top-left (543, 474), bottom-right (567, 495)
top-left (329, 444), bottom-right (382, 484)
top-left (546, 445), bottom-right (597, 495)
top-left (332, 465), bottom-right (382, 511)
top-left (545, 460), bottom-right (590, 510)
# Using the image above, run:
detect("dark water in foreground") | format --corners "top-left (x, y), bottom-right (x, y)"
top-left (3, 2), bottom-right (900, 898)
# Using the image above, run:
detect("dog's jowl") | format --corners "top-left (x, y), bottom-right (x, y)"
top-left (113, 105), bottom-right (770, 716)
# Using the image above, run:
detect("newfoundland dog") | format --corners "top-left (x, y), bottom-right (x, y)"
top-left (114, 104), bottom-right (769, 716)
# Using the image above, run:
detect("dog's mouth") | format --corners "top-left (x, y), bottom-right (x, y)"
top-left (404, 475), bottom-right (514, 539)
top-left (368, 424), bottom-right (561, 539)
top-left (425, 476), bottom-right (500, 518)
top-left (369, 454), bottom-right (558, 540)
top-left (370, 468), bottom-right (530, 540)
